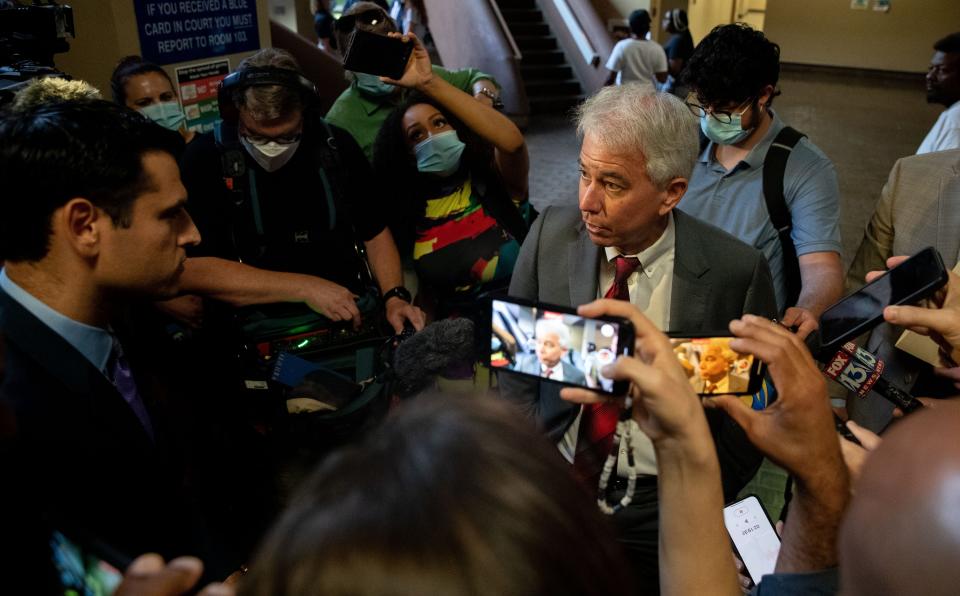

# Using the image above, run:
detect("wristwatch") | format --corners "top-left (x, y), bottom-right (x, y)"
top-left (383, 286), bottom-right (413, 304)
top-left (475, 87), bottom-right (505, 110)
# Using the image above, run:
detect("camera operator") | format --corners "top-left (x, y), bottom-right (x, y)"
top-left (178, 48), bottom-right (424, 334)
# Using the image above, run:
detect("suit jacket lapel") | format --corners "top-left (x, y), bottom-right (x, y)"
top-left (937, 167), bottom-right (960, 266)
top-left (569, 223), bottom-right (601, 306)
top-left (669, 211), bottom-right (710, 332)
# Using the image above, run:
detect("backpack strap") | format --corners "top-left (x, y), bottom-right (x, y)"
top-left (313, 117), bottom-right (377, 292)
top-left (311, 116), bottom-right (340, 233)
top-left (762, 126), bottom-right (806, 310)
top-left (214, 121), bottom-right (267, 259)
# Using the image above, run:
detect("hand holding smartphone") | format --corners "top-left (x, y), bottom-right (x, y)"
top-left (488, 297), bottom-right (635, 396)
top-left (819, 247), bottom-right (948, 352)
top-left (342, 28), bottom-right (414, 80)
top-left (724, 495), bottom-right (781, 585)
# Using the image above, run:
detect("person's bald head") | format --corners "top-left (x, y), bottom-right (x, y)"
top-left (839, 407), bottom-right (960, 596)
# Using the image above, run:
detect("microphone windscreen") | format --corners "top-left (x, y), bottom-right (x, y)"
top-left (393, 318), bottom-right (476, 397)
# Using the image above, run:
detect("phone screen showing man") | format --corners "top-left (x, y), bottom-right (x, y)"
top-left (724, 496), bottom-right (781, 584)
top-left (489, 298), bottom-right (626, 393)
top-left (670, 337), bottom-right (758, 396)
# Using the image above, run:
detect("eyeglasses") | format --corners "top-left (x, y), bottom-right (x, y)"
top-left (242, 132), bottom-right (302, 146)
top-left (240, 121), bottom-right (303, 145)
top-left (334, 8), bottom-right (390, 33)
top-left (684, 95), bottom-right (755, 124)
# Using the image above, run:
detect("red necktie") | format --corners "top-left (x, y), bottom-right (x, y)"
top-left (603, 255), bottom-right (641, 301)
top-left (573, 255), bottom-right (641, 487)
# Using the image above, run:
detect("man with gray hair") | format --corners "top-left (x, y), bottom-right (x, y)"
top-left (500, 84), bottom-right (777, 592)
top-left (179, 48), bottom-right (424, 334)
top-left (513, 318), bottom-right (587, 385)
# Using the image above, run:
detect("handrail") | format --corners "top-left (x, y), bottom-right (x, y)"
top-left (488, 0), bottom-right (522, 62)
top-left (552, 0), bottom-right (599, 67)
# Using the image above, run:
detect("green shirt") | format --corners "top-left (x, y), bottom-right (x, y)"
top-left (325, 65), bottom-right (496, 161)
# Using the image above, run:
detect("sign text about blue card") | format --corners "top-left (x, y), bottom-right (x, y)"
top-left (135, 0), bottom-right (260, 65)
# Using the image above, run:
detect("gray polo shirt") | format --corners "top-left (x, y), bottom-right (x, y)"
top-left (678, 110), bottom-right (842, 311)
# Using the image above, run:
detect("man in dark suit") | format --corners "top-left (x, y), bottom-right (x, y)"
top-left (501, 86), bottom-right (777, 593)
top-left (512, 318), bottom-right (589, 386)
top-left (0, 101), bottom-right (206, 583)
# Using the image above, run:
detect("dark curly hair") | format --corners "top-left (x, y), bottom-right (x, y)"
top-left (680, 23), bottom-right (781, 107)
top-left (371, 93), bottom-right (522, 253)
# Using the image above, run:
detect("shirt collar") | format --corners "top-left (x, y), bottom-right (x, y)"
top-left (698, 108), bottom-right (786, 171)
top-left (604, 212), bottom-right (676, 277)
top-left (0, 268), bottom-right (114, 374)
top-left (350, 82), bottom-right (398, 117)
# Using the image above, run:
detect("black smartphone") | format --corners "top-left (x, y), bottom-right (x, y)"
top-left (724, 495), bottom-right (781, 585)
top-left (819, 247), bottom-right (948, 351)
top-left (342, 29), bottom-right (414, 80)
top-left (50, 529), bottom-right (131, 595)
top-left (488, 296), bottom-right (635, 396)
top-left (834, 413), bottom-right (863, 446)
top-left (668, 334), bottom-right (765, 396)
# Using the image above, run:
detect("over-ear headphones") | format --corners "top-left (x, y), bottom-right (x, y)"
top-left (217, 66), bottom-right (318, 122)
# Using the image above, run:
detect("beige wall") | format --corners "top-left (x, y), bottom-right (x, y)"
top-left (687, 0), bottom-right (733, 44)
top-left (765, 0), bottom-right (960, 73)
top-left (56, 0), bottom-right (272, 97)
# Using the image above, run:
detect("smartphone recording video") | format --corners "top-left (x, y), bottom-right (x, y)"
top-left (342, 29), bottom-right (414, 80)
top-left (669, 336), bottom-right (764, 396)
top-left (489, 297), bottom-right (634, 395)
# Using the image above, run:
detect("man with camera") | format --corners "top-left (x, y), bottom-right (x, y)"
top-left (178, 48), bottom-right (424, 335)
top-left (500, 85), bottom-right (777, 592)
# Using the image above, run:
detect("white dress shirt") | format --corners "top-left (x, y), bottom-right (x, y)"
top-left (918, 101), bottom-right (960, 155)
top-left (542, 363), bottom-right (564, 381)
top-left (558, 214), bottom-right (677, 475)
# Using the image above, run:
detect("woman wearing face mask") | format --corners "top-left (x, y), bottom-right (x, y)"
top-left (372, 33), bottom-right (530, 320)
top-left (110, 56), bottom-right (195, 144)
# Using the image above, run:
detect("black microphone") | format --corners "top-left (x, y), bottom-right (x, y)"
top-left (393, 318), bottom-right (476, 398)
top-left (813, 339), bottom-right (923, 415)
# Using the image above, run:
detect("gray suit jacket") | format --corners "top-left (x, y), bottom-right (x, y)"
top-left (845, 149), bottom-right (960, 430)
top-left (513, 353), bottom-right (588, 386)
top-left (501, 207), bottom-right (778, 498)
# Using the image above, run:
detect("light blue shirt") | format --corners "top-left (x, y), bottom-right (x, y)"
top-left (0, 268), bottom-right (113, 374)
top-left (679, 110), bottom-right (842, 311)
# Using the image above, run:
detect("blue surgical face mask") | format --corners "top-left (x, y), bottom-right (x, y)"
top-left (414, 130), bottom-right (466, 177)
top-left (700, 111), bottom-right (754, 145)
top-left (139, 101), bottom-right (186, 132)
top-left (354, 72), bottom-right (397, 97)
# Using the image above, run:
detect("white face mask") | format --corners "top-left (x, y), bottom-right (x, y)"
top-left (241, 137), bottom-right (300, 172)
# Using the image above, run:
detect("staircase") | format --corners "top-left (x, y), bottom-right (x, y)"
top-left (498, 0), bottom-right (584, 114)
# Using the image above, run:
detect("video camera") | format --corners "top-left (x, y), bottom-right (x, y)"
top-left (0, 1), bottom-right (75, 103)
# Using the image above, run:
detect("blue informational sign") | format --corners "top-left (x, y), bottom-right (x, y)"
top-left (134, 0), bottom-right (260, 65)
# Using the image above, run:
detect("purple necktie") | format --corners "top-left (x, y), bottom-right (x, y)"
top-left (107, 337), bottom-right (154, 442)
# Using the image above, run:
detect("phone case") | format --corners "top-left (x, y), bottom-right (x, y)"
top-left (486, 296), bottom-right (635, 397)
top-left (666, 333), bottom-right (766, 397)
top-left (343, 29), bottom-right (414, 80)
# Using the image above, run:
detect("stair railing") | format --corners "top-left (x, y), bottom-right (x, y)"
top-left (422, 0), bottom-right (530, 122)
top-left (536, 0), bottom-right (612, 93)
top-left (489, 0), bottom-right (522, 62)
top-left (552, 0), bottom-right (598, 68)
